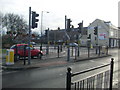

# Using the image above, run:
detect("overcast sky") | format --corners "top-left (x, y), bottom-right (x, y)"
top-left (0, 0), bottom-right (119, 32)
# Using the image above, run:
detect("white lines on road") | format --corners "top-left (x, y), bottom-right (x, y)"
top-left (0, 70), bottom-right (2, 73)
top-left (0, 70), bottom-right (2, 75)
top-left (59, 73), bottom-right (63, 76)
top-left (2, 71), bottom-right (19, 75)
top-left (89, 60), bottom-right (95, 62)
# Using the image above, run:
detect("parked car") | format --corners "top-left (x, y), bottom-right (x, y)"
top-left (10, 44), bottom-right (43, 61)
top-left (69, 43), bottom-right (78, 47)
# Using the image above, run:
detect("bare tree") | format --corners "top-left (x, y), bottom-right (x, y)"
top-left (1, 13), bottom-right (29, 48)
top-left (0, 12), bottom-right (4, 36)
top-left (2, 13), bottom-right (28, 36)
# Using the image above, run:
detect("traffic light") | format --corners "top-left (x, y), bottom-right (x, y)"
top-left (32, 11), bottom-right (39, 29)
top-left (94, 26), bottom-right (98, 35)
top-left (87, 34), bottom-right (91, 39)
top-left (58, 27), bottom-right (60, 30)
top-left (67, 19), bottom-right (72, 31)
top-left (32, 34), bottom-right (35, 37)
top-left (78, 22), bottom-right (83, 33)
top-left (71, 25), bottom-right (74, 28)
top-left (45, 30), bottom-right (48, 37)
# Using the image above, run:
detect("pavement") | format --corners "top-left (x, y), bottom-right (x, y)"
top-left (1, 52), bottom-right (111, 70)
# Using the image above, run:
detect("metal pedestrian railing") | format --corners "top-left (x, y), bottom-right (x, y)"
top-left (66, 58), bottom-right (114, 90)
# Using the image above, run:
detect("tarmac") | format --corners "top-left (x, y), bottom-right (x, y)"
top-left (1, 52), bottom-right (120, 89)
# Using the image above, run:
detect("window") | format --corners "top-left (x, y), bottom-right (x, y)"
top-left (10, 45), bottom-right (16, 49)
top-left (26, 46), bottom-right (34, 50)
top-left (18, 45), bottom-right (25, 50)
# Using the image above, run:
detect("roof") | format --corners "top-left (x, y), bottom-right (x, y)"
top-left (16, 44), bottom-right (28, 46)
top-left (89, 19), bottom-right (118, 29)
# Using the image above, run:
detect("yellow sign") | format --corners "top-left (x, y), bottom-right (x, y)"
top-left (6, 49), bottom-right (14, 65)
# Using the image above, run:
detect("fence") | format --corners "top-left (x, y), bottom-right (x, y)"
top-left (66, 58), bottom-right (114, 90)
top-left (42, 45), bottom-right (67, 59)
top-left (14, 45), bottom-right (109, 64)
top-left (41, 45), bottom-right (109, 59)
top-left (67, 45), bottom-right (108, 61)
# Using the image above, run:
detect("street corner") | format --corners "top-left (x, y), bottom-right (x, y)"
top-left (2, 66), bottom-right (24, 71)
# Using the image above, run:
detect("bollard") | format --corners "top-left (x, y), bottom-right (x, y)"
top-left (40, 45), bottom-right (42, 51)
top-left (106, 46), bottom-right (108, 55)
top-left (88, 47), bottom-right (90, 58)
top-left (24, 45), bottom-right (26, 65)
top-left (75, 46), bottom-right (77, 60)
top-left (67, 46), bottom-right (70, 61)
top-left (66, 67), bottom-right (72, 90)
top-left (96, 46), bottom-right (98, 54)
top-left (46, 45), bottom-right (49, 55)
top-left (58, 45), bottom-right (60, 58)
top-left (98, 46), bottom-right (100, 56)
top-left (60, 45), bottom-right (62, 52)
top-left (77, 46), bottom-right (80, 57)
top-left (109, 58), bottom-right (114, 90)
top-left (48, 45), bottom-right (49, 55)
top-left (54, 44), bottom-right (56, 49)
top-left (71, 46), bottom-right (73, 56)
top-left (15, 45), bottom-right (18, 62)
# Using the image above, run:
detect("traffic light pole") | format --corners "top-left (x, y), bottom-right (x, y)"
top-left (96, 26), bottom-right (99, 54)
top-left (65, 15), bottom-right (70, 61)
top-left (40, 11), bottom-right (43, 51)
top-left (28, 7), bottom-right (31, 65)
top-left (46, 28), bottom-right (49, 55)
top-left (77, 21), bottom-right (83, 57)
top-left (96, 26), bottom-right (98, 45)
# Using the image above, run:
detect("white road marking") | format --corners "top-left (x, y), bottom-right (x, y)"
top-left (0, 70), bottom-right (2, 73)
top-left (2, 71), bottom-right (19, 75)
top-left (0, 70), bottom-right (2, 75)
top-left (89, 60), bottom-right (95, 62)
top-left (59, 73), bottom-right (63, 76)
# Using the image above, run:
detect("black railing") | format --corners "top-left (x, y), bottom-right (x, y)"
top-left (66, 58), bottom-right (114, 90)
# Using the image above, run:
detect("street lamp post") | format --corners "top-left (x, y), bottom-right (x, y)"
top-left (40, 11), bottom-right (49, 50)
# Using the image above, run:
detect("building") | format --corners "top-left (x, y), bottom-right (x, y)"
top-left (88, 19), bottom-right (119, 47)
top-left (43, 27), bottom-right (87, 45)
top-left (43, 19), bottom-right (120, 47)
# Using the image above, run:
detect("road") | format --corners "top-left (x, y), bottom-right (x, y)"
top-left (1, 49), bottom-right (119, 88)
